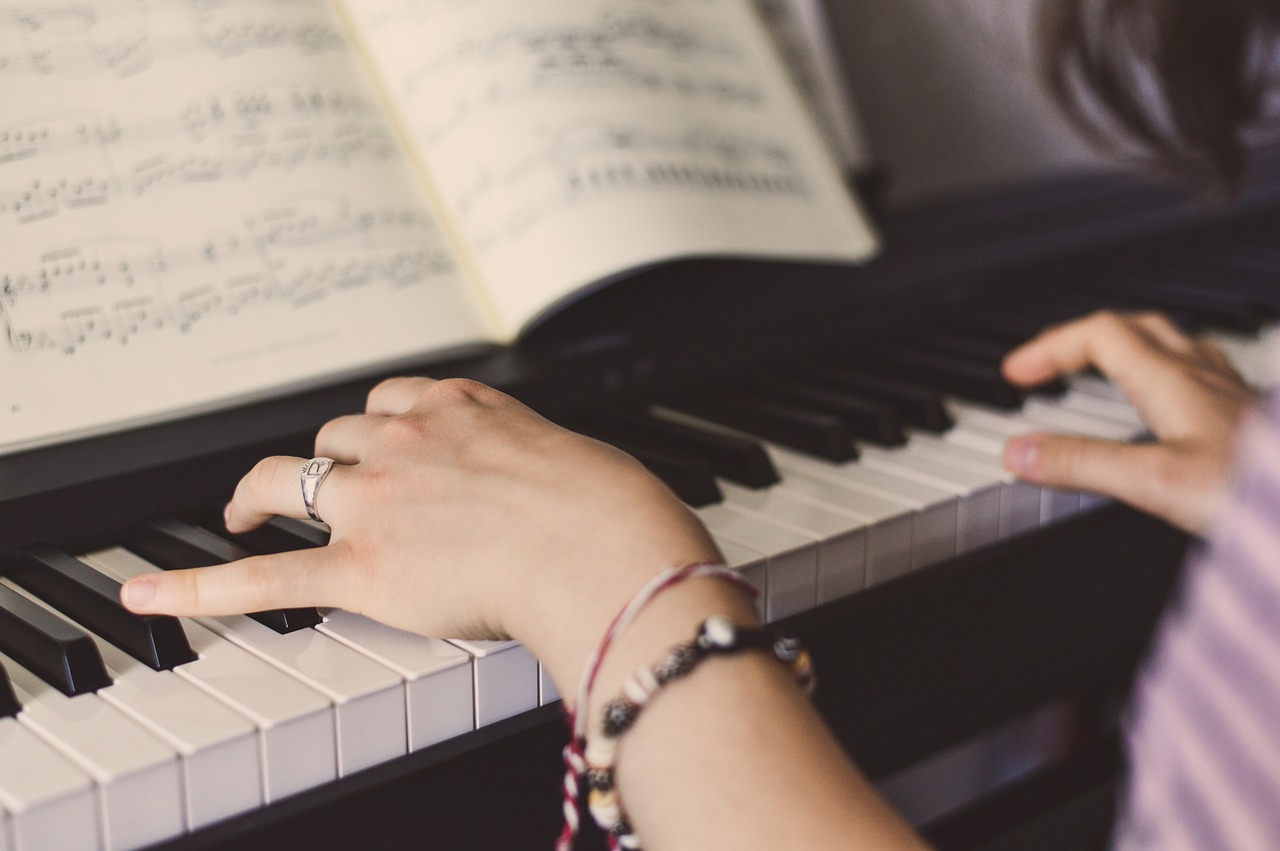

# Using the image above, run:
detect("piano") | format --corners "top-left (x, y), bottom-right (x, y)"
top-left (4, 155), bottom-right (1280, 850)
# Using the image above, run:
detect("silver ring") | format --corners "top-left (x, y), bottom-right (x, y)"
top-left (300, 457), bottom-right (336, 523)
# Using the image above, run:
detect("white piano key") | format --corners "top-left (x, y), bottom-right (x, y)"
top-left (82, 548), bottom-right (338, 803)
top-left (318, 609), bottom-right (474, 751)
top-left (696, 503), bottom-right (824, 619)
top-left (0, 718), bottom-right (99, 851)
top-left (192, 616), bottom-right (406, 778)
top-left (1, 651), bottom-right (184, 851)
top-left (539, 664), bottom-right (560, 706)
top-left (0, 803), bottom-right (9, 851)
top-left (859, 446), bottom-right (1003, 554)
top-left (743, 468), bottom-right (918, 588)
top-left (1070, 375), bottom-right (1132, 404)
top-left (1205, 330), bottom-right (1271, 386)
top-left (717, 483), bottom-right (859, 613)
top-left (443, 640), bottom-right (537, 728)
top-left (1055, 387), bottom-right (1146, 429)
top-left (769, 447), bottom-right (958, 570)
top-left (89, 551), bottom-right (406, 778)
top-left (715, 538), bottom-right (768, 618)
top-left (1019, 399), bottom-right (1143, 441)
top-left (910, 434), bottom-right (1043, 537)
top-left (2, 581), bottom-right (261, 831)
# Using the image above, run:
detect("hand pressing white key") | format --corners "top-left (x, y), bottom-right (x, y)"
top-left (1001, 310), bottom-right (1258, 534)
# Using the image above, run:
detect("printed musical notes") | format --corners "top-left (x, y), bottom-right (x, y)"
top-left (1, 0), bottom-right (492, 455)
top-left (1, 201), bottom-right (456, 356)
top-left (344, 0), bottom-right (873, 332)
top-left (0, 1), bottom-right (348, 80)
top-left (1, 89), bottom-right (397, 227)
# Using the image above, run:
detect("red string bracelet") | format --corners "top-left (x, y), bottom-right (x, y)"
top-left (556, 562), bottom-right (756, 851)
top-left (586, 616), bottom-right (814, 850)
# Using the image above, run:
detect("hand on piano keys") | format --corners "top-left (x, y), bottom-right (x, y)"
top-left (1001, 310), bottom-right (1257, 535)
top-left (2, 294), bottom-right (1267, 849)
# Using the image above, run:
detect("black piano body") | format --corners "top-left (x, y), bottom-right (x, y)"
top-left (6, 157), bottom-right (1280, 849)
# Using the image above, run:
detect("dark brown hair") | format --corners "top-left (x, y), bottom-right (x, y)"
top-left (1041, 0), bottom-right (1280, 194)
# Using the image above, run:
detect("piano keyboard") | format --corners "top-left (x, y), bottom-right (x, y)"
top-left (1, 255), bottom-right (1277, 849)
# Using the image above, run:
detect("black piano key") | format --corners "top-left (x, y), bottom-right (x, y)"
top-left (578, 411), bottom-right (779, 489)
top-left (1159, 259), bottom-right (1280, 311)
top-left (189, 511), bottom-right (330, 556)
top-left (128, 520), bottom-right (323, 634)
top-left (661, 387), bottom-right (858, 462)
top-left (0, 583), bottom-right (111, 697)
top-left (733, 375), bottom-right (908, 446)
top-left (899, 329), bottom-right (1014, 367)
top-left (835, 348), bottom-right (1026, 409)
top-left (1013, 291), bottom-right (1204, 333)
top-left (0, 659), bottom-right (20, 718)
top-left (574, 427), bottom-right (723, 507)
top-left (9, 546), bottom-right (197, 671)
top-left (788, 363), bottom-right (954, 432)
top-left (929, 309), bottom-right (1052, 345)
top-left (1076, 275), bottom-right (1266, 332)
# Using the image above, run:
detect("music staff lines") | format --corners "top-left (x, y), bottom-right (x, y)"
top-left (391, 10), bottom-right (762, 146)
top-left (2, 205), bottom-right (457, 356)
top-left (455, 122), bottom-right (810, 251)
top-left (0, 89), bottom-right (398, 225)
top-left (0, 2), bottom-right (348, 79)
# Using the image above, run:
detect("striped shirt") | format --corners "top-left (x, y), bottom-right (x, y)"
top-left (1115, 387), bottom-right (1280, 848)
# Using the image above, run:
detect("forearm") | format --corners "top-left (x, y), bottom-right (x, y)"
top-left (543, 576), bottom-right (927, 851)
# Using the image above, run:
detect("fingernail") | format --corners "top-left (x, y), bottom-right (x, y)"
top-left (1005, 436), bottom-right (1041, 475)
top-left (123, 578), bottom-right (157, 611)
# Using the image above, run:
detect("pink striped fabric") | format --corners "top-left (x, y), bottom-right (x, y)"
top-left (1114, 378), bottom-right (1280, 848)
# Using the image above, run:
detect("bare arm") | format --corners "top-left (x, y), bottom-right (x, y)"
top-left (120, 376), bottom-right (926, 850)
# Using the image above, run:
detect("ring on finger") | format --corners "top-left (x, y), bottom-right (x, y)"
top-left (301, 457), bottom-right (337, 523)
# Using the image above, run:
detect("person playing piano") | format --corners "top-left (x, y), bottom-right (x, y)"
top-left (122, 1), bottom-right (1279, 847)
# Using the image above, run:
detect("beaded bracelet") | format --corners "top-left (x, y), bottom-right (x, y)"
top-left (585, 615), bottom-right (815, 850)
top-left (557, 563), bottom-right (756, 851)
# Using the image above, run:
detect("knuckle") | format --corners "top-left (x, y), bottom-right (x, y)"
top-left (432, 377), bottom-right (488, 403)
top-left (1087, 309), bottom-right (1126, 334)
top-left (367, 377), bottom-right (402, 409)
top-left (380, 414), bottom-right (429, 448)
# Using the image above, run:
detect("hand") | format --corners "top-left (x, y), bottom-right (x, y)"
top-left (1001, 310), bottom-right (1258, 534)
top-left (121, 377), bottom-right (721, 694)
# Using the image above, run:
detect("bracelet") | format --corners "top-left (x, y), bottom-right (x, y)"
top-left (557, 563), bottom-right (757, 851)
top-left (585, 616), bottom-right (814, 850)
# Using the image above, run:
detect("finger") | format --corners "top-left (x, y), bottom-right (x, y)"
top-left (121, 546), bottom-right (347, 617)
top-left (366, 376), bottom-right (438, 416)
top-left (1193, 337), bottom-right (1242, 376)
top-left (1001, 311), bottom-right (1180, 407)
top-left (1004, 432), bottom-right (1175, 516)
top-left (225, 455), bottom-right (353, 533)
top-left (1128, 311), bottom-right (1197, 354)
top-left (315, 413), bottom-right (386, 464)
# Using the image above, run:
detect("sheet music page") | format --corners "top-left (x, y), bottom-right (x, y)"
top-left (0, 0), bottom-right (494, 455)
top-left (342, 0), bottom-right (878, 335)
top-left (751, 0), bottom-right (874, 173)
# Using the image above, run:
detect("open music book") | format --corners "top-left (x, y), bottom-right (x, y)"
top-left (0, 0), bottom-right (877, 456)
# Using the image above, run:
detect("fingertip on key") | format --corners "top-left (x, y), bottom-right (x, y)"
top-left (122, 577), bottom-right (158, 612)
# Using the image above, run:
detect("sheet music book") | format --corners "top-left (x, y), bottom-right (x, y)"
top-left (0, 0), bottom-right (877, 455)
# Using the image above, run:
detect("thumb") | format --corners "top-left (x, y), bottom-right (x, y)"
top-left (1004, 433), bottom-right (1175, 517)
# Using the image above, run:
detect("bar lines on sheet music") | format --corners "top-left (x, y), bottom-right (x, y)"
top-left (388, 7), bottom-right (762, 146)
top-left (0, 89), bottom-right (398, 225)
top-left (1, 202), bottom-right (456, 356)
top-left (0, 1), bottom-right (347, 79)
top-left (459, 122), bottom-right (810, 252)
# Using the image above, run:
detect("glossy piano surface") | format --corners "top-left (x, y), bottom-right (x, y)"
top-left (2, 163), bottom-right (1277, 849)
